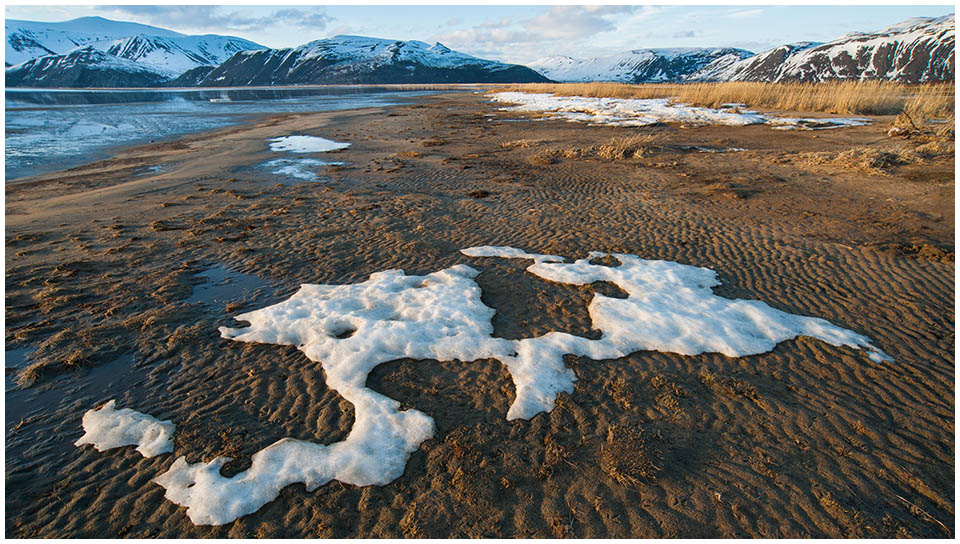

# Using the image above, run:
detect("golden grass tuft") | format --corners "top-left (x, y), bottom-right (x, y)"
top-left (490, 81), bottom-right (954, 118)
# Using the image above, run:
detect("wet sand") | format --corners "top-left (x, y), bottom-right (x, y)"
top-left (5, 91), bottom-right (954, 537)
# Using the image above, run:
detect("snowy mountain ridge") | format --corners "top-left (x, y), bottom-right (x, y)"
top-left (5, 16), bottom-right (263, 72)
top-left (689, 14), bottom-right (954, 82)
top-left (192, 34), bottom-right (548, 86)
top-left (529, 47), bottom-right (754, 83)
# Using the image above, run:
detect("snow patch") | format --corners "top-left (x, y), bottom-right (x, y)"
top-left (74, 400), bottom-right (175, 458)
top-left (153, 246), bottom-right (890, 525)
top-left (267, 135), bottom-right (349, 153)
top-left (263, 158), bottom-right (342, 182)
top-left (489, 92), bottom-right (872, 130)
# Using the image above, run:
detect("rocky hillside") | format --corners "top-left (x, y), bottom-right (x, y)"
top-left (5, 46), bottom-right (171, 87)
top-left (691, 15), bottom-right (954, 82)
top-left (192, 35), bottom-right (550, 86)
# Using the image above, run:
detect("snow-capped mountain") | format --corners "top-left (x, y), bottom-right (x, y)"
top-left (529, 48), bottom-right (754, 83)
top-left (5, 16), bottom-right (182, 66)
top-left (5, 46), bottom-right (172, 87)
top-left (5, 16), bottom-right (263, 83)
top-left (690, 15), bottom-right (954, 82)
top-left (103, 34), bottom-right (263, 75)
top-left (193, 35), bottom-right (550, 85)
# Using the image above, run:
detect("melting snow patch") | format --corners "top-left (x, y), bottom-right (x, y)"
top-left (262, 158), bottom-right (342, 182)
top-left (75, 400), bottom-right (175, 458)
top-left (267, 135), bottom-right (349, 153)
top-left (489, 92), bottom-right (872, 130)
top-left (152, 246), bottom-right (890, 525)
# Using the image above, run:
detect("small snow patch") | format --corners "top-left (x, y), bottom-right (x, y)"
top-left (267, 135), bottom-right (349, 153)
top-left (75, 400), bottom-right (175, 458)
top-left (263, 158), bottom-right (342, 182)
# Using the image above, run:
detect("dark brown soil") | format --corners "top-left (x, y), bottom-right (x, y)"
top-left (5, 91), bottom-right (954, 538)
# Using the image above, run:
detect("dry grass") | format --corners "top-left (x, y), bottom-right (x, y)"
top-left (599, 424), bottom-right (662, 486)
top-left (528, 132), bottom-right (661, 165)
top-left (781, 145), bottom-right (934, 174)
top-left (491, 81), bottom-right (955, 118)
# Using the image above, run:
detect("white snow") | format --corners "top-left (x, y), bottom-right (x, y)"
top-left (529, 47), bottom-right (753, 83)
top-left (690, 15), bottom-right (954, 83)
top-left (264, 158), bottom-right (341, 181)
top-left (153, 246), bottom-right (891, 525)
top-left (74, 400), bottom-right (175, 458)
top-left (267, 135), bottom-right (350, 153)
top-left (6, 16), bottom-right (263, 72)
top-left (489, 92), bottom-right (872, 130)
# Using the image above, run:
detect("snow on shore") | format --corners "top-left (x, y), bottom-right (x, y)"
top-left (489, 92), bottom-right (871, 130)
top-left (267, 135), bottom-right (350, 153)
top-left (152, 246), bottom-right (890, 525)
top-left (74, 400), bottom-right (175, 458)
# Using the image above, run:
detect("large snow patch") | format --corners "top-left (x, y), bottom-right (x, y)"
top-left (489, 92), bottom-right (871, 129)
top-left (152, 246), bottom-right (890, 525)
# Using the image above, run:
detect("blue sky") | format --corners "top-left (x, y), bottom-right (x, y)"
top-left (5, 4), bottom-right (955, 64)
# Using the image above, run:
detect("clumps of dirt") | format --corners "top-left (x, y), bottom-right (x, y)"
top-left (588, 254), bottom-right (621, 267)
top-left (871, 242), bottom-right (955, 263)
top-left (393, 151), bottom-right (423, 158)
top-left (500, 139), bottom-right (536, 149)
top-left (779, 146), bottom-right (914, 174)
top-left (466, 190), bottom-right (494, 199)
top-left (525, 133), bottom-right (662, 165)
top-left (526, 149), bottom-right (562, 166)
top-left (702, 182), bottom-right (754, 200)
top-left (599, 423), bottom-right (662, 486)
top-left (421, 138), bottom-right (447, 147)
top-left (538, 433), bottom-right (577, 479)
top-left (698, 369), bottom-right (763, 406)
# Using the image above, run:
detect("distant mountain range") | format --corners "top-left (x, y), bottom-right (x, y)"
top-left (4, 14), bottom-right (955, 87)
top-left (187, 35), bottom-right (548, 86)
top-left (530, 48), bottom-right (754, 83)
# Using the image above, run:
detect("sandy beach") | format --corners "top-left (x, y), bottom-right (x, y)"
top-left (5, 90), bottom-right (954, 537)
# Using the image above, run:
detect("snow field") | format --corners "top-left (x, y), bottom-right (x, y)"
top-left (148, 246), bottom-right (889, 525)
top-left (489, 92), bottom-right (873, 129)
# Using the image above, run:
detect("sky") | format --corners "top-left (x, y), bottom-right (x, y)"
top-left (5, 3), bottom-right (956, 65)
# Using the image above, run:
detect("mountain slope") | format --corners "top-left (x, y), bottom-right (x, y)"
top-left (194, 35), bottom-right (550, 85)
top-left (530, 48), bottom-right (754, 83)
top-left (690, 15), bottom-right (954, 82)
top-left (5, 46), bottom-right (172, 87)
top-left (5, 16), bottom-right (263, 73)
top-left (104, 34), bottom-right (263, 75)
top-left (5, 16), bottom-right (183, 66)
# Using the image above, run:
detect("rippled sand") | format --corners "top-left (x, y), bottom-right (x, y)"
top-left (5, 91), bottom-right (954, 538)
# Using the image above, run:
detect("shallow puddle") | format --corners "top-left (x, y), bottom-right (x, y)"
top-left (186, 265), bottom-right (274, 307)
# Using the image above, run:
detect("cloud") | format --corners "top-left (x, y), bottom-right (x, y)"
top-left (435, 5), bottom-right (638, 62)
top-left (101, 5), bottom-right (333, 33)
top-left (673, 30), bottom-right (698, 39)
top-left (727, 9), bottom-right (764, 19)
top-left (524, 5), bottom-right (636, 40)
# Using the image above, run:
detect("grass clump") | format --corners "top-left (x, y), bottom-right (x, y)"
top-left (699, 368), bottom-right (763, 405)
top-left (599, 424), bottom-right (662, 486)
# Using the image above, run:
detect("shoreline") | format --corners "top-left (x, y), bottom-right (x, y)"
top-left (5, 90), bottom-right (954, 538)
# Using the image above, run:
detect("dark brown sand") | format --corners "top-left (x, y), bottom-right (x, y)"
top-left (5, 91), bottom-right (954, 538)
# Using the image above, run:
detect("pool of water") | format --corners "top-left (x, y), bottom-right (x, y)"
top-left (5, 86), bottom-right (441, 180)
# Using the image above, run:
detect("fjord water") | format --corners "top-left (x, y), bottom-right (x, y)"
top-left (5, 86), bottom-right (437, 180)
